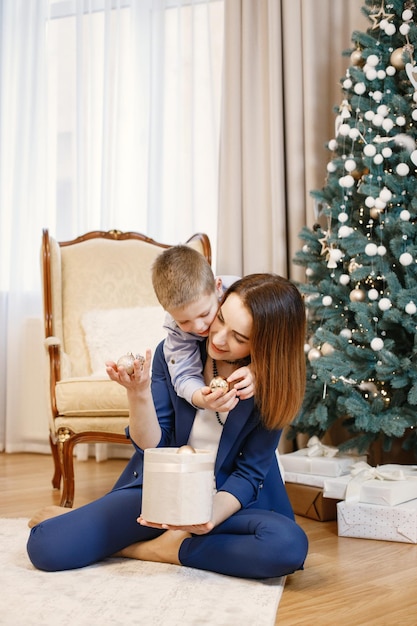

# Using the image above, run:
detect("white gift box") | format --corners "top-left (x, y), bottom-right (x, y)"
top-left (284, 471), bottom-right (326, 488)
top-left (280, 441), bottom-right (366, 477)
top-left (337, 499), bottom-right (417, 543)
top-left (324, 463), bottom-right (417, 506)
top-left (141, 446), bottom-right (215, 525)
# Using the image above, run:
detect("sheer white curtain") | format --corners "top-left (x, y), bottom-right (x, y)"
top-left (0, 0), bottom-right (224, 452)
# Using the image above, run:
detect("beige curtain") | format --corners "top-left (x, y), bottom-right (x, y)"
top-left (217, 0), bottom-right (366, 280)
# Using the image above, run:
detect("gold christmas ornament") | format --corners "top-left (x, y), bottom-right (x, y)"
top-left (350, 49), bottom-right (364, 67)
top-left (390, 47), bottom-right (406, 70)
top-left (117, 352), bottom-right (145, 375)
top-left (349, 288), bottom-right (366, 302)
top-left (209, 376), bottom-right (230, 395)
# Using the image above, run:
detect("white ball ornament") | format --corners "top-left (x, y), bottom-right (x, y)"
top-left (366, 69), bottom-right (377, 81)
top-left (306, 267), bottom-right (314, 277)
top-left (321, 342), bottom-right (335, 356)
top-left (384, 23), bottom-right (396, 37)
top-left (365, 196), bottom-right (375, 208)
top-left (399, 252), bottom-right (414, 266)
top-left (412, 110), bottom-right (417, 121)
top-left (339, 273), bottom-right (350, 285)
top-left (371, 337), bottom-right (384, 351)
top-left (400, 209), bottom-right (411, 221)
top-left (340, 175), bottom-right (355, 188)
top-left (328, 139), bottom-right (338, 151)
top-left (340, 328), bottom-right (352, 339)
top-left (382, 118), bottom-right (394, 132)
top-left (343, 78), bottom-right (353, 89)
top-left (338, 225), bottom-right (353, 238)
top-left (396, 116), bottom-right (406, 127)
top-left (405, 301), bottom-right (417, 315)
top-left (363, 144), bottom-right (377, 157)
top-left (386, 65), bottom-right (396, 76)
top-left (379, 187), bottom-right (392, 203)
top-left (349, 128), bottom-right (360, 140)
top-left (410, 150), bottom-right (417, 166)
top-left (400, 23), bottom-right (410, 36)
top-left (372, 91), bottom-right (383, 102)
top-left (338, 124), bottom-right (350, 136)
top-left (322, 295), bottom-right (333, 306)
top-left (368, 288), bottom-right (379, 300)
top-left (372, 114), bottom-right (383, 127)
top-left (367, 54), bottom-right (379, 67)
top-left (365, 243), bottom-right (378, 256)
top-left (377, 105), bottom-right (388, 117)
top-left (396, 163), bottom-right (410, 176)
top-left (308, 348), bottom-right (321, 362)
top-left (338, 212), bottom-right (348, 223)
top-left (344, 158), bottom-right (356, 172)
top-left (354, 82), bottom-right (366, 95)
top-left (327, 248), bottom-right (344, 267)
top-left (374, 198), bottom-right (386, 210)
top-left (365, 110), bottom-right (375, 121)
top-left (413, 92), bottom-right (417, 104)
top-left (382, 147), bottom-right (392, 158)
top-left (377, 70), bottom-right (386, 80)
top-left (377, 245), bottom-right (387, 256)
top-left (327, 161), bottom-right (337, 173)
top-left (378, 297), bottom-right (392, 311)
top-left (374, 154), bottom-right (384, 165)
top-left (403, 9), bottom-right (413, 21)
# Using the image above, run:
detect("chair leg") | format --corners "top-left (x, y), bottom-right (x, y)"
top-left (58, 438), bottom-right (76, 508)
top-left (49, 434), bottom-right (62, 490)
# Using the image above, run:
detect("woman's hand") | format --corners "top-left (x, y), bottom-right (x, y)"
top-left (137, 516), bottom-right (214, 535)
top-left (228, 365), bottom-right (254, 400)
top-left (106, 349), bottom-right (152, 392)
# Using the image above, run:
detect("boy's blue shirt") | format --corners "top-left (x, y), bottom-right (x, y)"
top-left (163, 275), bottom-right (240, 404)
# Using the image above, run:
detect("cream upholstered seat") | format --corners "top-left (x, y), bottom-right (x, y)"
top-left (41, 229), bottom-right (211, 507)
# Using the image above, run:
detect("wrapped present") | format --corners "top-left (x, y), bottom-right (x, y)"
top-left (141, 446), bottom-right (215, 525)
top-left (337, 499), bottom-right (417, 543)
top-left (280, 437), bottom-right (366, 477)
top-left (324, 463), bottom-right (417, 506)
top-left (285, 482), bottom-right (338, 522)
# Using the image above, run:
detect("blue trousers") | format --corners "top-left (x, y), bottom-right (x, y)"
top-left (27, 486), bottom-right (308, 579)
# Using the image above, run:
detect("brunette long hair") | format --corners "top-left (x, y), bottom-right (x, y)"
top-left (223, 274), bottom-right (306, 430)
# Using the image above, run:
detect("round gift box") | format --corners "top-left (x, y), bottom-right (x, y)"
top-left (141, 446), bottom-right (215, 525)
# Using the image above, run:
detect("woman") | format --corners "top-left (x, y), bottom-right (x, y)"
top-left (27, 274), bottom-right (308, 579)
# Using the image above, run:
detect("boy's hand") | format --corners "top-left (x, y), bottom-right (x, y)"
top-left (193, 386), bottom-right (239, 413)
top-left (227, 365), bottom-right (254, 400)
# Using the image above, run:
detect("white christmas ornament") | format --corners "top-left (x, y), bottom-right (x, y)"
top-left (366, 69), bottom-right (378, 81)
top-left (339, 274), bottom-right (350, 286)
top-left (365, 196), bottom-right (375, 208)
top-left (306, 267), bottom-right (314, 277)
top-left (338, 225), bottom-right (353, 238)
top-left (379, 187), bottom-right (392, 202)
top-left (372, 114), bottom-right (383, 126)
top-left (340, 328), bottom-right (352, 339)
top-left (400, 209), bottom-right (411, 221)
top-left (410, 150), bottom-right (417, 166)
top-left (328, 139), bottom-right (338, 151)
top-left (308, 348), bottom-right (321, 361)
top-left (405, 301), bottom-right (417, 315)
top-left (322, 295), bottom-right (333, 306)
top-left (368, 288), bottom-right (379, 300)
top-left (367, 54), bottom-right (379, 67)
top-left (338, 124), bottom-right (350, 136)
top-left (374, 198), bottom-right (386, 210)
top-left (354, 82), bottom-right (366, 95)
top-left (327, 248), bottom-right (344, 267)
top-left (338, 212), bottom-right (348, 223)
top-left (343, 78), bottom-right (353, 89)
top-left (400, 23), bottom-right (410, 36)
top-left (396, 116), bottom-right (406, 126)
top-left (384, 23), bottom-right (396, 36)
top-left (378, 298), bottom-right (392, 311)
top-left (403, 9), bottom-right (413, 21)
top-left (399, 252), bottom-right (414, 266)
top-left (363, 144), bottom-right (377, 157)
top-left (365, 243), bottom-right (378, 256)
top-left (372, 91), bottom-right (383, 102)
top-left (344, 159), bottom-right (356, 172)
top-left (365, 110), bottom-right (375, 121)
top-left (382, 119), bottom-right (394, 132)
top-left (386, 66), bottom-right (396, 76)
top-left (371, 337), bottom-right (384, 351)
top-left (321, 342), bottom-right (335, 356)
top-left (382, 147), bottom-right (392, 158)
top-left (377, 245), bottom-right (387, 256)
top-left (374, 154), bottom-right (384, 165)
top-left (327, 161), bottom-right (337, 173)
top-left (396, 163), bottom-right (410, 176)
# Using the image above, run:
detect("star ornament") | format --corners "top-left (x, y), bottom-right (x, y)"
top-left (369, 4), bottom-right (394, 30)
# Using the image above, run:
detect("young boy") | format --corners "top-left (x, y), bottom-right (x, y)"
top-left (151, 245), bottom-right (253, 410)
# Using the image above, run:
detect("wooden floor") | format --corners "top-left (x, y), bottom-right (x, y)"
top-left (1, 452), bottom-right (416, 626)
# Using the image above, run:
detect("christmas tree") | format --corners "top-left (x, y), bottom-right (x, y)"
top-left (292, 0), bottom-right (417, 459)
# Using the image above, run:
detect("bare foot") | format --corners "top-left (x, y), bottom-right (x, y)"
top-left (28, 505), bottom-right (72, 528)
top-left (115, 529), bottom-right (191, 565)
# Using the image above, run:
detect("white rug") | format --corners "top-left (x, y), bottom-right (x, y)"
top-left (0, 518), bottom-right (285, 626)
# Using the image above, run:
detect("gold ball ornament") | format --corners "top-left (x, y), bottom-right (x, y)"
top-left (177, 445), bottom-right (196, 454)
top-left (117, 352), bottom-right (145, 375)
top-left (350, 49), bottom-right (364, 67)
top-left (349, 288), bottom-right (366, 302)
top-left (390, 47), bottom-right (406, 70)
top-left (209, 376), bottom-right (229, 395)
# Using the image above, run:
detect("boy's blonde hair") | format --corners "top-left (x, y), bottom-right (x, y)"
top-left (152, 245), bottom-right (215, 310)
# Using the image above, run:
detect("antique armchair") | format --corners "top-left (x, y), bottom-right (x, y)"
top-left (41, 228), bottom-right (211, 507)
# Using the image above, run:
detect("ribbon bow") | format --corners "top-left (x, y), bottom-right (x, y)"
top-left (306, 436), bottom-right (338, 458)
top-left (345, 461), bottom-right (411, 503)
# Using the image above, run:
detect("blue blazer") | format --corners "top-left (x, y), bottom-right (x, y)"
top-left (112, 341), bottom-right (294, 520)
